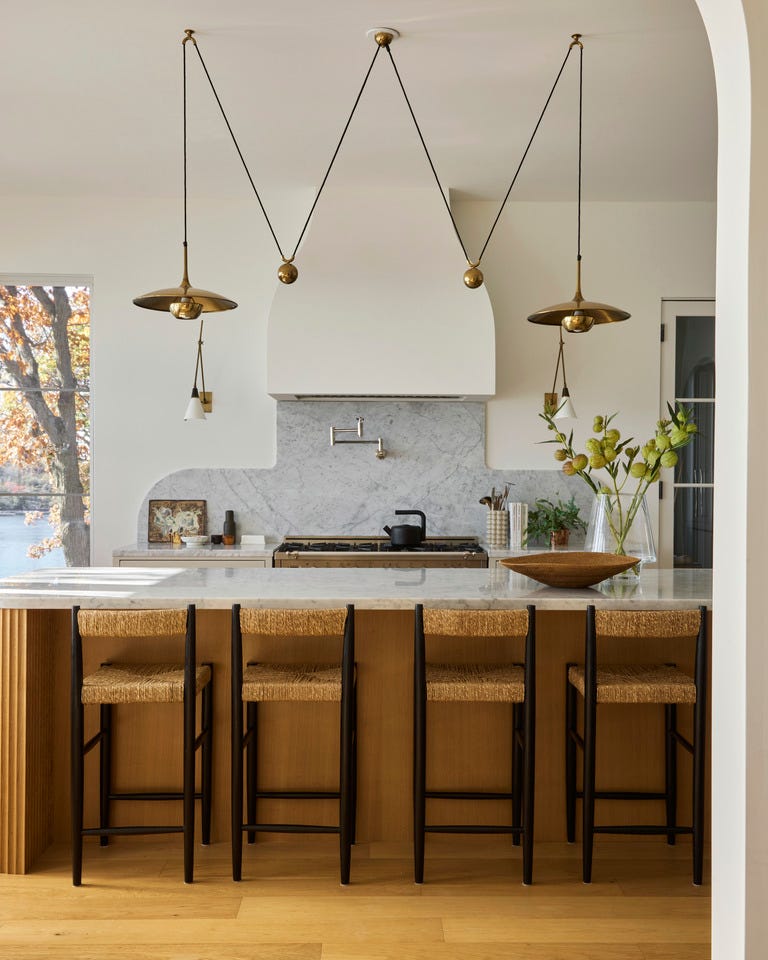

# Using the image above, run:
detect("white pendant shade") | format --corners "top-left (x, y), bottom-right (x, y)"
top-left (184, 390), bottom-right (206, 421)
top-left (553, 390), bottom-right (577, 420)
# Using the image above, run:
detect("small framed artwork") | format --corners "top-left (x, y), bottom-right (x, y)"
top-left (148, 499), bottom-right (207, 543)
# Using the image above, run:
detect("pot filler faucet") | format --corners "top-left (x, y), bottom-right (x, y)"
top-left (330, 416), bottom-right (386, 459)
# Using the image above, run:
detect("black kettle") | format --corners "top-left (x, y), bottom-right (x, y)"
top-left (383, 510), bottom-right (427, 548)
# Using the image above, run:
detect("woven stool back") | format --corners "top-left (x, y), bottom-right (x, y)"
top-left (238, 608), bottom-right (346, 639)
top-left (422, 608), bottom-right (529, 640)
top-left (594, 609), bottom-right (702, 640)
top-left (77, 608), bottom-right (187, 639)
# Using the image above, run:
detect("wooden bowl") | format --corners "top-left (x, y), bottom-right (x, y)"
top-left (499, 551), bottom-right (640, 588)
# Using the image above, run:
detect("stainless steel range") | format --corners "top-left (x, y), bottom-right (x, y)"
top-left (273, 536), bottom-right (488, 568)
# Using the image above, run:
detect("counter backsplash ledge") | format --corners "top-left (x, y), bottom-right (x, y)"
top-left (138, 401), bottom-right (592, 542)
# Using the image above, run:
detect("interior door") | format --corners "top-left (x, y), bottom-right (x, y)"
top-left (658, 299), bottom-right (715, 568)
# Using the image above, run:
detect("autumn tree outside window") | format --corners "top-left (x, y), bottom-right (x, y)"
top-left (0, 283), bottom-right (90, 572)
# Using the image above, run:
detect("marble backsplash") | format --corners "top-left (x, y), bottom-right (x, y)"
top-left (139, 401), bottom-right (592, 543)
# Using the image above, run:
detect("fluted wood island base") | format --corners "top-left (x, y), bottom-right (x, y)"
top-left (0, 567), bottom-right (711, 874)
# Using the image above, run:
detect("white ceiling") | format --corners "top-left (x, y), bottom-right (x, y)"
top-left (4, 0), bottom-right (715, 202)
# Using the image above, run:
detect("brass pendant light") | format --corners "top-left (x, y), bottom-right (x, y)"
top-left (133, 30), bottom-right (237, 319)
top-left (527, 35), bottom-right (629, 331)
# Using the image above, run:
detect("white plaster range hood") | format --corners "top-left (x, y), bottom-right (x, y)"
top-left (267, 189), bottom-right (495, 400)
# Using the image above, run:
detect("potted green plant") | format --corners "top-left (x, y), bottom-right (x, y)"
top-left (525, 496), bottom-right (586, 550)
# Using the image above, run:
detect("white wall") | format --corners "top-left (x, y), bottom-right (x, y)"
top-left (0, 191), bottom-right (311, 565)
top-left (0, 195), bottom-right (714, 564)
top-left (454, 200), bottom-right (717, 469)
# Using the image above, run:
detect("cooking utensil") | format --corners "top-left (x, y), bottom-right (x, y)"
top-left (383, 510), bottom-right (427, 547)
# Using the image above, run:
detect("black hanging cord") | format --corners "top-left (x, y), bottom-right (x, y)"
top-left (384, 45), bottom-right (470, 263)
top-left (478, 40), bottom-right (577, 262)
top-left (289, 44), bottom-right (382, 259)
top-left (576, 41), bottom-right (583, 266)
top-left (182, 35), bottom-right (190, 251)
top-left (190, 40), bottom-right (286, 259)
top-left (191, 39), bottom-right (382, 263)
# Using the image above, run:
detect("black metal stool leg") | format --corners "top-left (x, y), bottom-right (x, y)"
top-left (246, 701), bottom-right (257, 844)
top-left (201, 670), bottom-right (213, 845)
top-left (565, 671), bottom-right (577, 844)
top-left (339, 682), bottom-right (354, 885)
top-left (71, 700), bottom-right (84, 886)
top-left (665, 703), bottom-right (678, 846)
top-left (351, 679), bottom-right (358, 845)
top-left (521, 609), bottom-right (536, 886)
top-left (413, 614), bottom-right (426, 884)
top-left (231, 704), bottom-right (243, 881)
top-left (182, 675), bottom-right (195, 884)
top-left (99, 703), bottom-right (112, 847)
top-left (692, 608), bottom-right (707, 886)
top-left (512, 702), bottom-right (522, 846)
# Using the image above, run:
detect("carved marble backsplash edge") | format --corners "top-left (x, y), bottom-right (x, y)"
top-left (138, 401), bottom-right (592, 543)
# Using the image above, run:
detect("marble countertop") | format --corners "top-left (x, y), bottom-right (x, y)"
top-left (113, 542), bottom-right (278, 560)
top-left (0, 566), bottom-right (712, 611)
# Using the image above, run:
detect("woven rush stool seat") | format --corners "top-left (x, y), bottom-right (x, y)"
top-left (71, 605), bottom-right (213, 886)
top-left (82, 662), bottom-right (213, 704)
top-left (426, 663), bottom-right (525, 703)
top-left (231, 604), bottom-right (357, 884)
top-left (414, 605), bottom-right (536, 885)
top-left (565, 605), bottom-right (707, 885)
top-left (242, 662), bottom-right (341, 702)
top-left (566, 664), bottom-right (696, 704)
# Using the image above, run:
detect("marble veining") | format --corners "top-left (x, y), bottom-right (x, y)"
top-left (0, 566), bottom-right (712, 611)
top-left (139, 402), bottom-right (591, 542)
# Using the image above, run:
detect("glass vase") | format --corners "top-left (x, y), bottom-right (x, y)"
top-left (585, 492), bottom-right (656, 575)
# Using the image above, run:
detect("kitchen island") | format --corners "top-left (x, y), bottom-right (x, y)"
top-left (0, 566), bottom-right (711, 873)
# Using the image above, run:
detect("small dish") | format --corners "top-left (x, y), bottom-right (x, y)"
top-left (499, 551), bottom-right (640, 588)
top-left (181, 535), bottom-right (209, 546)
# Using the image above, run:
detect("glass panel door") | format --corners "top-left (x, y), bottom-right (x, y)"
top-left (659, 300), bottom-right (715, 567)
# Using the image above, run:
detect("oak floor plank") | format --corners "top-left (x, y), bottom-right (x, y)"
top-left (238, 895), bottom-right (708, 922)
top-left (443, 917), bottom-right (710, 944)
top-left (321, 945), bottom-right (646, 960)
top-left (0, 917), bottom-right (444, 946)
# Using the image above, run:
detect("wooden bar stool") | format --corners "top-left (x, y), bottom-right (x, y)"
top-left (231, 604), bottom-right (356, 884)
top-left (70, 605), bottom-right (213, 885)
top-left (566, 605), bottom-right (707, 884)
top-left (413, 604), bottom-right (536, 884)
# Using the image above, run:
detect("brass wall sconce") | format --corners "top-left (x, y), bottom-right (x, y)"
top-left (330, 417), bottom-right (386, 459)
top-left (183, 319), bottom-right (212, 421)
top-left (544, 326), bottom-right (576, 419)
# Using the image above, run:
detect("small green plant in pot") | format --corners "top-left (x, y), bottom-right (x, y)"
top-left (525, 496), bottom-right (586, 550)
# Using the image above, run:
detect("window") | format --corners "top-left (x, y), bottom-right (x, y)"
top-left (659, 299), bottom-right (715, 568)
top-left (0, 282), bottom-right (91, 577)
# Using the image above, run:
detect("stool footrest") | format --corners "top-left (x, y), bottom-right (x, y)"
top-left (108, 791), bottom-right (203, 802)
top-left (593, 824), bottom-right (694, 836)
top-left (426, 790), bottom-right (515, 801)
top-left (425, 825), bottom-right (523, 835)
top-left (576, 790), bottom-right (667, 801)
top-left (241, 823), bottom-right (340, 835)
top-left (82, 825), bottom-right (185, 837)
top-left (253, 790), bottom-right (340, 800)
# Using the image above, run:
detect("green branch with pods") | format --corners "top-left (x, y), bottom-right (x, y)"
top-left (540, 403), bottom-right (698, 555)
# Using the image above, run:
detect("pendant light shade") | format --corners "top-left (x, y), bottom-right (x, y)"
top-left (133, 245), bottom-right (237, 317)
top-left (184, 386), bottom-right (206, 421)
top-left (553, 386), bottom-right (577, 420)
top-left (528, 35), bottom-right (629, 331)
top-left (133, 30), bottom-right (236, 320)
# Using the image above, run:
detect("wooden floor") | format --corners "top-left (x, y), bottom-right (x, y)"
top-left (0, 837), bottom-right (709, 959)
